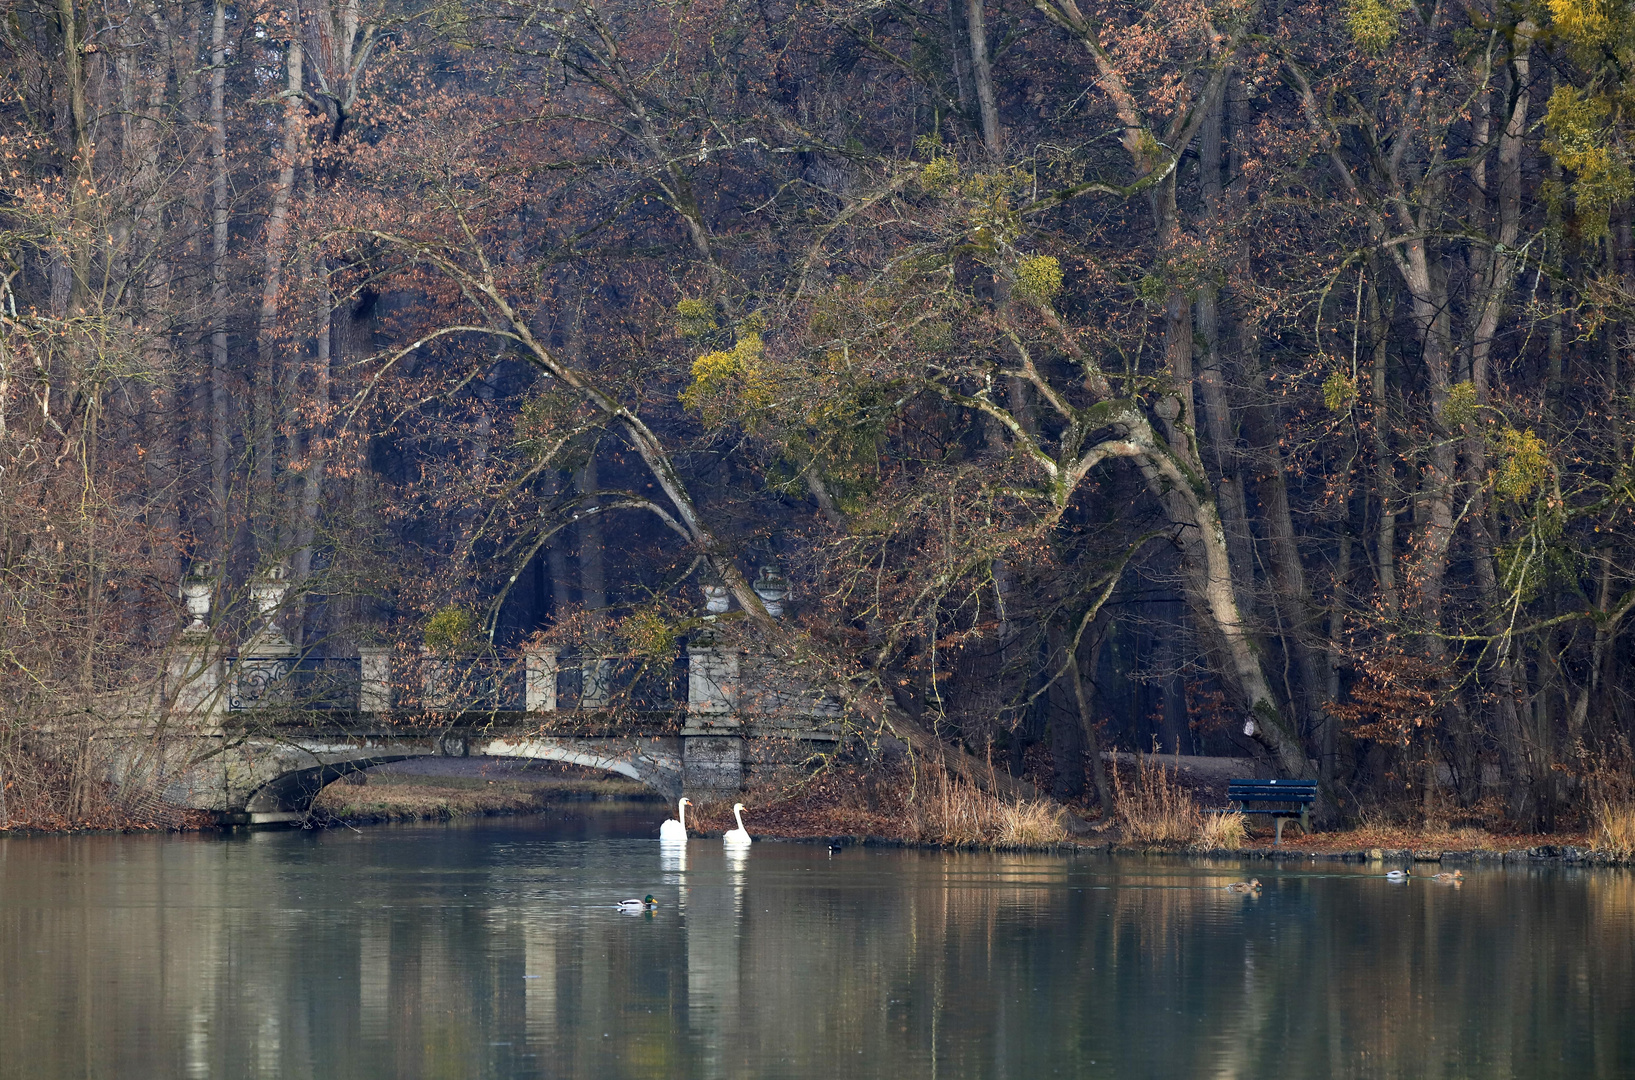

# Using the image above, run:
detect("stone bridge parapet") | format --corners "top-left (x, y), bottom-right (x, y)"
top-left (98, 567), bottom-right (843, 824)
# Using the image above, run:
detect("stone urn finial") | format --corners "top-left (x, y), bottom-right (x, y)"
top-left (752, 564), bottom-right (788, 617)
top-left (251, 564), bottom-right (290, 643)
top-left (701, 582), bottom-right (731, 616)
top-left (179, 561), bottom-right (214, 635)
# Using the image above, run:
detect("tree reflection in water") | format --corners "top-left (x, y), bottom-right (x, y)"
top-left (0, 818), bottom-right (1631, 1079)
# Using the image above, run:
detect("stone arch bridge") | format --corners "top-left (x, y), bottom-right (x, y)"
top-left (97, 631), bottom-right (841, 825)
top-left (110, 724), bottom-right (748, 826)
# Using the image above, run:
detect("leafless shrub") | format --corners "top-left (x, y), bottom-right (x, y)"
top-left (1112, 753), bottom-right (1202, 845)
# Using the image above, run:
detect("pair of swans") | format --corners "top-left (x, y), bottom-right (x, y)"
top-left (660, 797), bottom-right (752, 846)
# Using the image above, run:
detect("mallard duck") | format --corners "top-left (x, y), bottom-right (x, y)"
top-left (1431, 870), bottom-right (1463, 884)
top-left (660, 797), bottom-right (692, 843)
top-left (1223, 878), bottom-right (1262, 893)
top-left (617, 895), bottom-right (658, 911)
top-left (723, 803), bottom-right (752, 847)
top-left (1385, 868), bottom-right (1411, 881)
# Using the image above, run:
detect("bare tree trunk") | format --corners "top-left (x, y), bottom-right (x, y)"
top-left (1242, 393), bottom-right (1330, 747)
top-left (1070, 616), bottom-right (1114, 816)
top-left (291, 159), bottom-right (330, 642)
top-left (209, 0), bottom-right (231, 544)
top-left (946, 0), bottom-right (974, 115)
top-left (1046, 620), bottom-right (1085, 797)
top-left (576, 456), bottom-right (607, 613)
top-left (544, 470), bottom-right (574, 616)
top-left (252, 23), bottom-right (304, 555)
top-left (1366, 269), bottom-right (1400, 617)
top-left (1464, 29), bottom-right (1534, 816)
top-left (129, 1), bottom-right (180, 595)
top-left (1195, 77), bottom-right (1253, 612)
top-left (56, 0), bottom-right (93, 316)
top-left (964, 0), bottom-right (1002, 157)
top-left (562, 270), bottom-right (606, 613)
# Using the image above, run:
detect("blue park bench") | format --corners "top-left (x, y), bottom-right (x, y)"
top-left (1224, 779), bottom-right (1318, 846)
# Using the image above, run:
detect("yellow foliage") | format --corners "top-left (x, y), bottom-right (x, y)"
top-left (675, 298), bottom-right (718, 338)
top-left (1015, 255), bottom-right (1064, 301)
top-left (1548, 0), bottom-right (1618, 46)
top-left (1443, 380), bottom-right (1478, 426)
top-left (1494, 427), bottom-right (1551, 501)
top-left (1544, 86), bottom-right (1633, 236)
top-left (1346, 0), bottom-right (1409, 53)
top-left (423, 606), bottom-right (477, 652)
top-left (617, 608), bottom-right (679, 662)
top-left (920, 156), bottom-right (959, 190)
top-left (1322, 371), bottom-right (1358, 413)
top-left (679, 332), bottom-right (773, 416)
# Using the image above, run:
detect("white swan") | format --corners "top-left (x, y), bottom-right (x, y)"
top-left (660, 797), bottom-right (692, 843)
top-left (723, 802), bottom-right (752, 847)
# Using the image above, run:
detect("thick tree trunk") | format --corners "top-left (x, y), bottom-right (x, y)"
top-left (252, 24), bottom-right (304, 555)
top-left (129, 4), bottom-right (181, 595)
top-left (964, 0), bottom-right (1002, 157)
top-left (1070, 615), bottom-right (1114, 816)
top-left (576, 455), bottom-right (608, 613)
top-left (946, 0), bottom-right (974, 114)
top-left (1046, 620), bottom-right (1085, 798)
top-left (1366, 269), bottom-right (1400, 617)
top-left (209, 0), bottom-right (232, 545)
top-left (1241, 391), bottom-right (1331, 749)
top-left (291, 184), bottom-right (330, 638)
top-left (1195, 79), bottom-right (1254, 613)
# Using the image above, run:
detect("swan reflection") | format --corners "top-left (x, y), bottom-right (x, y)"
top-left (660, 841), bottom-right (687, 880)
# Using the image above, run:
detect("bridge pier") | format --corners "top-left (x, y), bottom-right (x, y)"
top-left (683, 735), bottom-right (742, 795)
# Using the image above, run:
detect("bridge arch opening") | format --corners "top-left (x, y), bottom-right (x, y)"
top-left (242, 740), bottom-right (683, 823)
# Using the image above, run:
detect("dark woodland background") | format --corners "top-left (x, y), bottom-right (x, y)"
top-left (3, 0), bottom-right (1634, 830)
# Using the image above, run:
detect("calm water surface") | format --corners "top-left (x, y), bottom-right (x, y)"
top-left (1, 808), bottom-right (1632, 1079)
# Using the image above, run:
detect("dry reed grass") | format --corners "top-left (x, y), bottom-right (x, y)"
top-left (1194, 810), bottom-right (1247, 850)
top-left (1112, 753), bottom-right (1202, 845)
top-left (914, 765), bottom-right (1068, 848)
top-left (1591, 801), bottom-right (1635, 856)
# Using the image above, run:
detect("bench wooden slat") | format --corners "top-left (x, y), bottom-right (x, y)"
top-left (1228, 781), bottom-right (1317, 804)
top-left (1222, 778), bottom-right (1318, 846)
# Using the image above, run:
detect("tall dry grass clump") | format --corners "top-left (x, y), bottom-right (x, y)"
top-left (1112, 753), bottom-right (1203, 845)
top-left (1591, 801), bottom-right (1635, 857)
top-left (1584, 758), bottom-right (1635, 857)
top-left (1194, 810), bottom-right (1247, 850)
top-left (993, 798), bottom-right (1069, 847)
top-left (912, 764), bottom-right (1067, 847)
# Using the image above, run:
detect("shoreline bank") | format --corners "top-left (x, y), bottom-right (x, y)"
top-left (308, 780), bottom-right (1634, 865)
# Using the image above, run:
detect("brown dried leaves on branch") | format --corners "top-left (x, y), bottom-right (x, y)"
top-left (1328, 652), bottom-right (1445, 747)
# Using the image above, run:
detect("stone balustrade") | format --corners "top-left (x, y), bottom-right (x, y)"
top-left (161, 562), bottom-right (836, 730)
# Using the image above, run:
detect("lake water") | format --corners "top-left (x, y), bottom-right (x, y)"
top-left (1, 808), bottom-right (1632, 1079)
